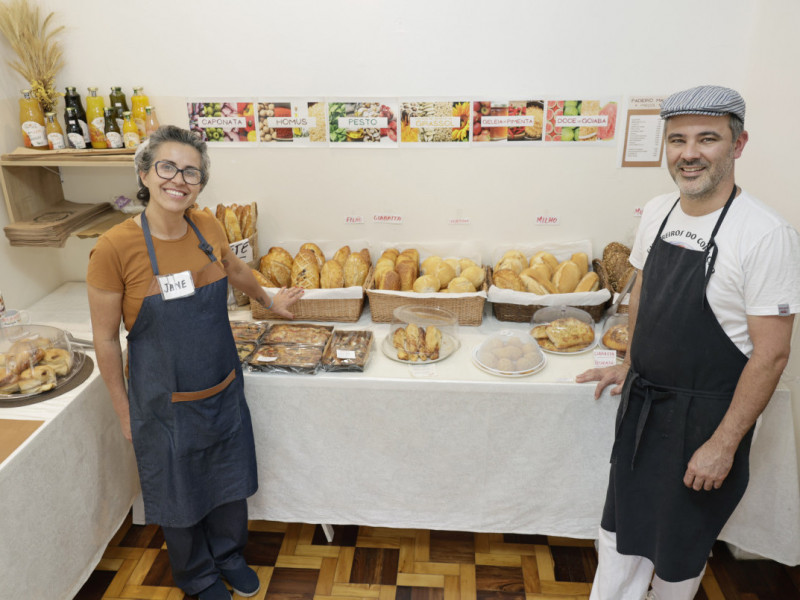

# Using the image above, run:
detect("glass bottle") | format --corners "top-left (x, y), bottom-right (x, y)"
top-left (121, 110), bottom-right (140, 148)
top-left (64, 86), bottom-right (91, 147)
top-left (19, 89), bottom-right (48, 150)
top-left (103, 107), bottom-right (123, 149)
top-left (130, 86), bottom-right (149, 140)
top-left (65, 107), bottom-right (87, 149)
top-left (86, 87), bottom-right (108, 149)
top-left (144, 105), bottom-right (160, 137)
top-left (109, 86), bottom-right (129, 132)
top-left (44, 112), bottom-right (66, 149)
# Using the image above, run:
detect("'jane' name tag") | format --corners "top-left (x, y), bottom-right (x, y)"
top-left (158, 271), bottom-right (196, 301)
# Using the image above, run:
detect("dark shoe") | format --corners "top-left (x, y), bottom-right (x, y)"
top-left (221, 564), bottom-right (260, 597)
top-left (197, 578), bottom-right (232, 600)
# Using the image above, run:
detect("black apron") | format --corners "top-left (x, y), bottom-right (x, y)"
top-left (601, 186), bottom-right (754, 582)
top-left (127, 212), bottom-right (257, 528)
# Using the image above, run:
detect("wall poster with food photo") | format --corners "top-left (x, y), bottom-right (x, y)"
top-left (256, 99), bottom-right (328, 145)
top-left (471, 99), bottom-right (545, 144)
top-left (544, 98), bottom-right (618, 143)
top-left (187, 99), bottom-right (257, 145)
top-left (399, 99), bottom-right (470, 144)
top-left (327, 99), bottom-right (399, 146)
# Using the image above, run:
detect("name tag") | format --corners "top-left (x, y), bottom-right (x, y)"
top-left (157, 271), bottom-right (196, 300)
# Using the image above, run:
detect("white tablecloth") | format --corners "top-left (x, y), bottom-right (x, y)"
top-left (3, 283), bottom-right (798, 600)
top-left (0, 283), bottom-right (139, 600)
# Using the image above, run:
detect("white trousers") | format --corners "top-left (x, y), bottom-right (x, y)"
top-left (589, 528), bottom-right (705, 600)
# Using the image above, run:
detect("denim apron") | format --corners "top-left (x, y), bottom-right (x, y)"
top-left (127, 212), bottom-right (257, 528)
top-left (601, 186), bottom-right (753, 582)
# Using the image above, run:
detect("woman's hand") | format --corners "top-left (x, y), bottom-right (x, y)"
top-left (266, 286), bottom-right (304, 318)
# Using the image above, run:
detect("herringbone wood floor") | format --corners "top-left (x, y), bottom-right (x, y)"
top-left (73, 512), bottom-right (800, 600)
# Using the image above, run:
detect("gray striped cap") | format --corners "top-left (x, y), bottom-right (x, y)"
top-left (660, 85), bottom-right (745, 122)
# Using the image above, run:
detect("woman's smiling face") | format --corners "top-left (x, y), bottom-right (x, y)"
top-left (139, 141), bottom-right (203, 214)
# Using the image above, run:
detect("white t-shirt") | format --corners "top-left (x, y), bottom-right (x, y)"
top-left (630, 189), bottom-right (800, 356)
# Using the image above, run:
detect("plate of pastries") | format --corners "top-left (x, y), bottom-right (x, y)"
top-left (529, 306), bottom-right (597, 354)
top-left (600, 314), bottom-right (629, 361)
top-left (383, 306), bottom-right (460, 363)
top-left (0, 325), bottom-right (84, 399)
top-left (472, 330), bottom-right (546, 377)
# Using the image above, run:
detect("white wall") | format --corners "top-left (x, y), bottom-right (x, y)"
top-left (1, 1), bottom-right (799, 462)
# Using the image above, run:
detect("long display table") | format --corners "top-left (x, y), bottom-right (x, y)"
top-left (2, 283), bottom-right (798, 600)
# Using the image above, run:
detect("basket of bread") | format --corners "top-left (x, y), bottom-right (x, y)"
top-left (203, 202), bottom-right (259, 307)
top-left (251, 242), bottom-right (372, 322)
top-left (366, 245), bottom-right (488, 326)
top-left (487, 241), bottom-right (612, 323)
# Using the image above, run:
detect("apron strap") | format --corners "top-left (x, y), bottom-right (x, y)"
top-left (701, 184), bottom-right (738, 302)
top-left (140, 212), bottom-right (217, 277)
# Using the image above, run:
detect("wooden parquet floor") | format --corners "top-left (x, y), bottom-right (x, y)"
top-left (73, 512), bottom-right (800, 600)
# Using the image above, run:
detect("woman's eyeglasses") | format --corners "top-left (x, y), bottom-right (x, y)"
top-left (154, 161), bottom-right (204, 185)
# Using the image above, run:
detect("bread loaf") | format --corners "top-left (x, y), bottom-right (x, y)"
top-left (291, 249), bottom-right (320, 289)
top-left (320, 260), bottom-right (345, 288)
top-left (223, 207), bottom-right (243, 242)
top-left (493, 269), bottom-right (525, 292)
top-left (332, 245), bottom-right (351, 267)
top-left (552, 260), bottom-right (580, 293)
top-left (520, 275), bottom-right (550, 295)
top-left (373, 265), bottom-right (395, 289)
top-left (495, 256), bottom-right (525, 275)
top-left (380, 269), bottom-right (401, 291)
top-left (252, 268), bottom-right (277, 288)
top-left (380, 248), bottom-right (399, 263)
top-left (259, 253), bottom-right (291, 288)
top-left (300, 243), bottom-right (325, 268)
top-left (399, 248), bottom-right (419, 266)
top-left (358, 248), bottom-right (372, 268)
top-left (396, 261), bottom-right (418, 291)
top-left (530, 251), bottom-right (558, 273)
top-left (571, 252), bottom-right (589, 277)
top-left (574, 271), bottom-right (600, 292)
top-left (344, 252), bottom-right (369, 287)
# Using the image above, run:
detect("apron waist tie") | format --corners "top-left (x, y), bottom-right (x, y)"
top-left (628, 372), bottom-right (734, 470)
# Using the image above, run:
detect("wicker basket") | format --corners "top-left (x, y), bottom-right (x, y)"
top-left (366, 267), bottom-right (488, 326)
top-left (489, 265), bottom-right (612, 323)
top-left (250, 268), bottom-right (371, 322)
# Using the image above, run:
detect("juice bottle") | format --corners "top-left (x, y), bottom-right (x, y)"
top-left (64, 87), bottom-right (91, 147)
top-left (130, 86), bottom-right (149, 140)
top-left (109, 86), bottom-right (129, 132)
top-left (86, 87), bottom-right (107, 149)
top-left (19, 89), bottom-right (48, 150)
top-left (44, 112), bottom-right (66, 149)
top-left (103, 107), bottom-right (124, 149)
top-left (144, 106), bottom-right (160, 137)
top-left (122, 110), bottom-right (140, 148)
top-left (64, 107), bottom-right (87, 149)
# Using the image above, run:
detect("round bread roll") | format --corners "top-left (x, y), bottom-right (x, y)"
top-left (320, 260), bottom-right (345, 288)
top-left (459, 258), bottom-right (480, 272)
top-left (413, 274), bottom-right (440, 293)
top-left (461, 265), bottom-right (485, 289)
top-left (603, 324), bottom-right (629, 351)
top-left (332, 245), bottom-right (351, 267)
top-left (447, 277), bottom-right (476, 293)
top-left (444, 258), bottom-right (461, 277)
top-left (571, 252), bottom-right (589, 277)
top-left (574, 271), bottom-right (600, 293)
top-left (501, 249), bottom-right (527, 264)
top-left (551, 260), bottom-right (581, 293)
top-left (420, 255), bottom-right (443, 275)
top-left (495, 257), bottom-right (525, 275)
top-left (530, 251), bottom-right (558, 273)
top-left (432, 262), bottom-right (456, 289)
top-left (300, 243), bottom-right (325, 268)
top-left (493, 269), bottom-right (525, 292)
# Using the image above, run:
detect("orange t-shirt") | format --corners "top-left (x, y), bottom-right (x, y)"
top-left (87, 209), bottom-right (231, 331)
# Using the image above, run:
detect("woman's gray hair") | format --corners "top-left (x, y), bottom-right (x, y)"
top-left (134, 125), bottom-right (210, 203)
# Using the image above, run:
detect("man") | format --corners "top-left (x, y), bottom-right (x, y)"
top-left (577, 85), bottom-right (800, 600)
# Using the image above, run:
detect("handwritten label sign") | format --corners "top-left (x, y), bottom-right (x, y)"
top-left (373, 214), bottom-right (404, 224)
top-left (448, 217), bottom-right (471, 226)
top-left (633, 207), bottom-right (643, 218)
top-left (345, 216), bottom-right (365, 224)
top-left (535, 215), bottom-right (560, 226)
top-left (337, 349), bottom-right (357, 359)
top-left (229, 238), bottom-right (253, 263)
top-left (408, 363), bottom-right (437, 377)
top-left (593, 349), bottom-right (617, 368)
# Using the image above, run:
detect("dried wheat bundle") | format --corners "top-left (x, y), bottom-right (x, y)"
top-left (0, 0), bottom-right (63, 112)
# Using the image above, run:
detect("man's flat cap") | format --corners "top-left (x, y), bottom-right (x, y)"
top-left (660, 85), bottom-right (745, 122)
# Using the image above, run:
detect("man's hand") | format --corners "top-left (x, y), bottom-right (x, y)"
top-left (683, 436), bottom-right (736, 491)
top-left (575, 364), bottom-right (630, 399)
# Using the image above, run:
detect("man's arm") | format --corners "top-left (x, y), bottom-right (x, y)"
top-left (683, 313), bottom-right (794, 491)
top-left (575, 269), bottom-right (641, 398)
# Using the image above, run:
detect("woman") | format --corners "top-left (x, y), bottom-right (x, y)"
top-left (87, 125), bottom-right (302, 600)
